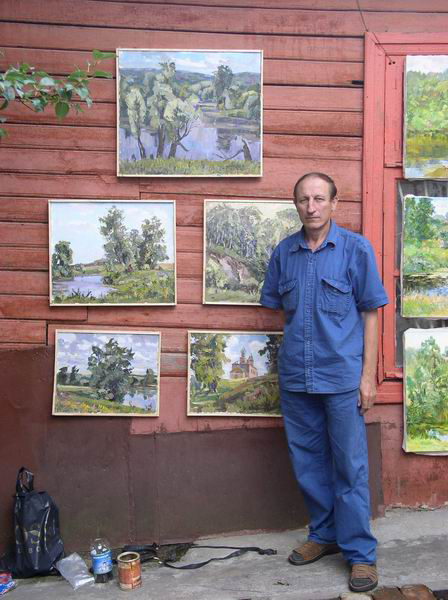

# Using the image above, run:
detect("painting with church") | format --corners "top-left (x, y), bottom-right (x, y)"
top-left (187, 331), bottom-right (282, 417)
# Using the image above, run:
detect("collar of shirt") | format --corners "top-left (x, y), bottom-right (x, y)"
top-left (289, 219), bottom-right (339, 253)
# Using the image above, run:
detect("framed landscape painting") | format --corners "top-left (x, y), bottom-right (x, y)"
top-left (203, 199), bottom-right (300, 304)
top-left (117, 49), bottom-right (262, 177)
top-left (401, 194), bottom-right (448, 317)
top-left (49, 200), bottom-right (176, 305)
top-left (404, 55), bottom-right (448, 179)
top-left (53, 330), bottom-right (161, 417)
top-left (187, 331), bottom-right (282, 417)
top-left (403, 328), bottom-right (448, 452)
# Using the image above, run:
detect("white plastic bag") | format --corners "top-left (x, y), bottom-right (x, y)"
top-left (56, 553), bottom-right (94, 590)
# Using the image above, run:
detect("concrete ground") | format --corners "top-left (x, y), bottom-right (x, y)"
top-left (8, 506), bottom-right (448, 600)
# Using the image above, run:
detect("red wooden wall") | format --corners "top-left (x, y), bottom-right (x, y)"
top-left (1, 0), bottom-right (448, 513)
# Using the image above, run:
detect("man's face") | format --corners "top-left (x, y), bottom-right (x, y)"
top-left (294, 176), bottom-right (338, 234)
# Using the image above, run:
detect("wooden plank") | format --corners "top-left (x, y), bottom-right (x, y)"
top-left (0, 48), bottom-right (363, 87)
top-left (139, 157), bottom-right (362, 201)
top-left (4, 1), bottom-right (448, 35)
top-left (0, 198), bottom-right (48, 223)
top-left (0, 22), bottom-right (364, 62)
top-left (0, 222), bottom-right (47, 246)
top-left (0, 2), bottom-right (366, 36)
top-left (47, 324), bottom-right (187, 352)
top-left (0, 319), bottom-right (46, 343)
top-left (0, 271), bottom-right (48, 295)
top-left (0, 295), bottom-right (87, 321)
top-left (177, 278), bottom-right (203, 304)
top-left (160, 352), bottom-right (187, 377)
top-left (265, 111), bottom-right (363, 136)
top-left (265, 134), bottom-right (362, 161)
top-left (176, 227), bottom-right (202, 253)
top-left (0, 124), bottom-right (116, 152)
top-left (0, 173), bottom-right (139, 199)
top-left (0, 148), bottom-right (114, 176)
top-left (86, 302), bottom-right (285, 330)
top-left (0, 248), bottom-right (48, 270)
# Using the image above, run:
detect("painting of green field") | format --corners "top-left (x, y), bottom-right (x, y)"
top-left (401, 195), bottom-right (448, 317)
top-left (204, 200), bottom-right (300, 304)
top-left (49, 200), bottom-right (176, 305)
top-left (403, 328), bottom-right (448, 452)
top-left (53, 330), bottom-right (160, 417)
top-left (404, 55), bottom-right (448, 179)
top-left (117, 49), bottom-right (262, 177)
top-left (188, 331), bottom-right (282, 416)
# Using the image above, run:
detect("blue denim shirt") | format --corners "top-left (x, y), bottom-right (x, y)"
top-left (260, 221), bottom-right (388, 393)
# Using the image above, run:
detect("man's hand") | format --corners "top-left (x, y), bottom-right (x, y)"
top-left (358, 374), bottom-right (376, 415)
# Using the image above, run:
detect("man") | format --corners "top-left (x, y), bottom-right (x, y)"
top-left (260, 173), bottom-right (388, 594)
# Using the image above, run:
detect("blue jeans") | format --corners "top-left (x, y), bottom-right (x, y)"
top-left (280, 388), bottom-right (377, 565)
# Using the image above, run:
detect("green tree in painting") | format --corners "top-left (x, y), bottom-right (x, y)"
top-left (258, 335), bottom-right (282, 374)
top-left (125, 87), bottom-right (147, 160)
top-left (57, 366), bottom-right (69, 385)
top-left (69, 365), bottom-right (80, 385)
top-left (144, 367), bottom-right (156, 386)
top-left (138, 217), bottom-right (168, 269)
top-left (52, 240), bottom-right (74, 279)
top-left (190, 334), bottom-right (230, 393)
top-left (99, 206), bottom-right (134, 272)
top-left (404, 196), bottom-right (436, 242)
top-left (213, 64), bottom-right (233, 108)
top-left (88, 338), bottom-right (135, 403)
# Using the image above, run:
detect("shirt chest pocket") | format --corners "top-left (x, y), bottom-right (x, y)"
top-left (319, 276), bottom-right (353, 317)
top-left (279, 278), bottom-right (298, 319)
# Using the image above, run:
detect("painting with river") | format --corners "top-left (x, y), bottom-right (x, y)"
top-left (402, 195), bottom-right (448, 317)
top-left (404, 329), bottom-right (448, 452)
top-left (49, 200), bottom-right (176, 305)
top-left (53, 330), bottom-right (161, 417)
top-left (117, 50), bottom-right (262, 176)
top-left (404, 56), bottom-right (448, 179)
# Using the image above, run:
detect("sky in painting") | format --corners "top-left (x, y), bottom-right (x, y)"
top-left (404, 328), bottom-right (448, 352)
top-left (50, 201), bottom-right (175, 264)
top-left (407, 55), bottom-right (448, 74)
top-left (56, 331), bottom-right (159, 375)
top-left (119, 50), bottom-right (261, 76)
top-left (206, 200), bottom-right (299, 222)
top-left (406, 196), bottom-right (448, 219)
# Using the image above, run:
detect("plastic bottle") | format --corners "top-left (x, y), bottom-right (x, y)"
top-left (90, 537), bottom-right (113, 583)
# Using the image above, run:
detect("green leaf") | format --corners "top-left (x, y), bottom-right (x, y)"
top-left (5, 87), bottom-right (15, 100)
top-left (76, 86), bottom-right (89, 100)
top-left (68, 69), bottom-right (87, 79)
top-left (39, 76), bottom-right (56, 87)
top-left (92, 50), bottom-right (116, 61)
top-left (85, 96), bottom-right (93, 108)
top-left (0, 128), bottom-right (7, 138)
top-left (92, 69), bottom-right (112, 79)
top-left (55, 101), bottom-right (70, 118)
top-left (0, 98), bottom-right (9, 110)
top-left (35, 71), bottom-right (49, 77)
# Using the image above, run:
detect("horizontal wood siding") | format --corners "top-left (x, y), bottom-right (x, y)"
top-left (0, 0), bottom-right (446, 436)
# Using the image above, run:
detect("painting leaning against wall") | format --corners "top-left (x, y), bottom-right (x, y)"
top-left (116, 49), bottom-right (262, 177)
top-left (53, 330), bottom-right (161, 417)
top-left (403, 328), bottom-right (448, 452)
top-left (49, 200), bottom-right (176, 305)
top-left (401, 194), bottom-right (448, 317)
top-left (187, 331), bottom-right (283, 417)
top-left (204, 199), bottom-right (301, 304)
top-left (404, 55), bottom-right (448, 179)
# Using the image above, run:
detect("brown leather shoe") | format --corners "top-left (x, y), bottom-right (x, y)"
top-left (349, 563), bottom-right (378, 592)
top-left (288, 540), bottom-right (340, 565)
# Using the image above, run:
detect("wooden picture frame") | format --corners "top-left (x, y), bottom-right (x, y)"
top-left (203, 199), bottom-right (300, 305)
top-left (187, 330), bottom-right (283, 417)
top-left (52, 329), bottom-right (161, 417)
top-left (49, 199), bottom-right (176, 306)
top-left (116, 49), bottom-right (263, 177)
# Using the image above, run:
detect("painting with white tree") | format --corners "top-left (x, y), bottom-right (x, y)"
top-left (204, 199), bottom-right (300, 304)
top-left (117, 49), bottom-right (262, 177)
top-left (188, 331), bottom-right (282, 416)
top-left (53, 330), bottom-right (160, 416)
top-left (49, 200), bottom-right (176, 305)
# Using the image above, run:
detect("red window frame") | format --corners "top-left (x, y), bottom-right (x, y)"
top-left (363, 33), bottom-right (448, 403)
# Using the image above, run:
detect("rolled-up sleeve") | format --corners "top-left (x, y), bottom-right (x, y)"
top-left (260, 246), bottom-right (282, 309)
top-left (351, 239), bottom-right (388, 312)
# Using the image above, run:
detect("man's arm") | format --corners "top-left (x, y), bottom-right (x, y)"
top-left (359, 309), bottom-right (378, 415)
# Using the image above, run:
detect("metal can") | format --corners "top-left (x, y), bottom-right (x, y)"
top-left (117, 551), bottom-right (142, 591)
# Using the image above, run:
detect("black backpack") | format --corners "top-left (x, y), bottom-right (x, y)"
top-left (0, 467), bottom-right (65, 578)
